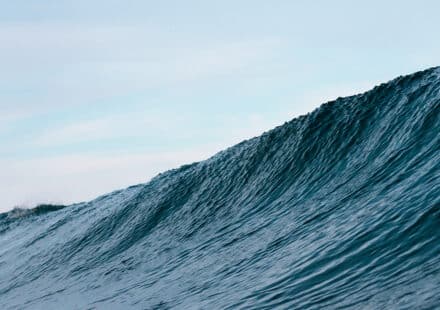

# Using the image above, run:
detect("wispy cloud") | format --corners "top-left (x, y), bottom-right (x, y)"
top-left (0, 23), bottom-right (281, 111)
top-left (33, 118), bottom-right (115, 146)
top-left (31, 111), bottom-right (177, 147)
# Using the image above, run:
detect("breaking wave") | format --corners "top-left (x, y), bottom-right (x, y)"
top-left (0, 67), bottom-right (439, 309)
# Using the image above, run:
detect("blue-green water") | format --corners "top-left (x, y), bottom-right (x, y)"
top-left (1, 67), bottom-right (439, 309)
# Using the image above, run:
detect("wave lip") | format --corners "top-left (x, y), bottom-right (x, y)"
top-left (0, 67), bottom-right (439, 309)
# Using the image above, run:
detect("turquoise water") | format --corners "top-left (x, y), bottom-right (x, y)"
top-left (0, 67), bottom-right (439, 309)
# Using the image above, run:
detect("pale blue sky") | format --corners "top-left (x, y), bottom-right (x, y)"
top-left (1, 1), bottom-right (439, 211)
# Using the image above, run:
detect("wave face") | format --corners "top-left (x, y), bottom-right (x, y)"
top-left (1, 67), bottom-right (439, 309)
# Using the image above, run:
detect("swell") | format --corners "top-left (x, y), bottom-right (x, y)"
top-left (0, 67), bottom-right (439, 309)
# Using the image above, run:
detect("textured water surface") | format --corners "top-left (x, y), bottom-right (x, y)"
top-left (0, 67), bottom-right (439, 309)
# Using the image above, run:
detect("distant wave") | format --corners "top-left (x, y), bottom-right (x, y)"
top-left (7, 204), bottom-right (66, 219)
top-left (0, 67), bottom-right (439, 309)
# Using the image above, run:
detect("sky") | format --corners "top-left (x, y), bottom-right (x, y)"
top-left (1, 1), bottom-right (440, 212)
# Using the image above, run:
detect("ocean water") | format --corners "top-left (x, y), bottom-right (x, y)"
top-left (0, 67), bottom-right (439, 309)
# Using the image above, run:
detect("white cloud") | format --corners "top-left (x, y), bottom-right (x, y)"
top-left (48, 39), bottom-right (279, 98)
top-left (33, 119), bottom-right (114, 146)
top-left (0, 23), bottom-right (281, 114)
top-left (0, 110), bottom-right (32, 133)
top-left (29, 108), bottom-right (186, 148)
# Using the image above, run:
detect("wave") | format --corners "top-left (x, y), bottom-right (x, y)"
top-left (7, 204), bottom-right (66, 218)
top-left (0, 67), bottom-right (439, 309)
